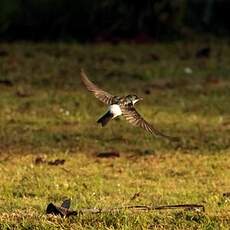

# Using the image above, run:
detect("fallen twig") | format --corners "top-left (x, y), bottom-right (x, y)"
top-left (96, 151), bottom-right (120, 158)
top-left (34, 156), bottom-right (65, 166)
top-left (46, 200), bottom-right (205, 217)
top-left (79, 204), bottom-right (205, 213)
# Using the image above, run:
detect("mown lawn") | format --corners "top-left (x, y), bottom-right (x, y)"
top-left (0, 41), bottom-right (229, 229)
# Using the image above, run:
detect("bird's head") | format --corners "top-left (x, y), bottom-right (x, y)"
top-left (126, 95), bottom-right (143, 105)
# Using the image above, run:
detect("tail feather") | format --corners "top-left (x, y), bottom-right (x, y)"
top-left (97, 111), bottom-right (113, 127)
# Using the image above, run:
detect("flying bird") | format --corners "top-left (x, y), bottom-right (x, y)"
top-left (80, 69), bottom-right (179, 141)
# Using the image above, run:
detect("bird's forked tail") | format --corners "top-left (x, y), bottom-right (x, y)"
top-left (97, 111), bottom-right (113, 127)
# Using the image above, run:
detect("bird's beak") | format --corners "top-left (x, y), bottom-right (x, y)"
top-left (135, 98), bottom-right (143, 104)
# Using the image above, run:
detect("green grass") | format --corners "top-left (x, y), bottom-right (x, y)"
top-left (0, 41), bottom-right (229, 229)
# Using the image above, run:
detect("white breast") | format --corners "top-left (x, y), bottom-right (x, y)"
top-left (109, 104), bottom-right (122, 118)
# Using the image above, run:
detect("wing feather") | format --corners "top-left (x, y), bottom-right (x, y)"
top-left (80, 69), bottom-right (114, 105)
top-left (120, 104), bottom-right (179, 141)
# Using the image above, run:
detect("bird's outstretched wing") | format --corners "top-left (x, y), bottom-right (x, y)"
top-left (80, 69), bottom-right (114, 105)
top-left (120, 104), bottom-right (179, 141)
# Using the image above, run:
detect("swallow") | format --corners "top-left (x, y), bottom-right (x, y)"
top-left (80, 69), bottom-right (179, 141)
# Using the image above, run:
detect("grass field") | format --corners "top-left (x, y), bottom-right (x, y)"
top-left (0, 41), bottom-right (229, 229)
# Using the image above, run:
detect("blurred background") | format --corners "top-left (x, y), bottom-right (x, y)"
top-left (0, 0), bottom-right (229, 154)
top-left (0, 0), bottom-right (230, 41)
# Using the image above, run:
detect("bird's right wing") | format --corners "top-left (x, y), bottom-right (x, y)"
top-left (80, 69), bottom-right (114, 105)
top-left (120, 103), bottom-right (180, 141)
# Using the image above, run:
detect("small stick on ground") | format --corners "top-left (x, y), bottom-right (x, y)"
top-left (80, 204), bottom-right (205, 213)
top-left (46, 201), bottom-right (205, 217)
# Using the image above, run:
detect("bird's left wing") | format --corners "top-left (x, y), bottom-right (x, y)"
top-left (80, 69), bottom-right (114, 105)
top-left (120, 104), bottom-right (179, 141)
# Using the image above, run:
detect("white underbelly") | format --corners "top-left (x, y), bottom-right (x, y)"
top-left (109, 104), bottom-right (122, 118)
